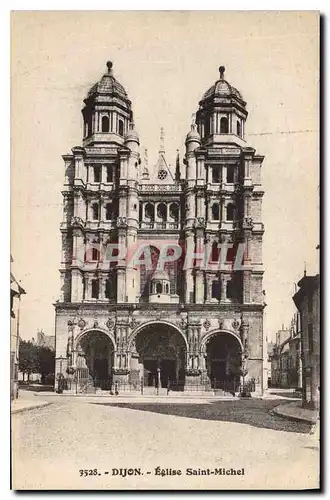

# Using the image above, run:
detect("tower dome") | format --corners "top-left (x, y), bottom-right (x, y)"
top-left (195, 65), bottom-right (248, 143)
top-left (87, 61), bottom-right (129, 100)
top-left (82, 61), bottom-right (133, 147)
top-left (201, 66), bottom-right (244, 103)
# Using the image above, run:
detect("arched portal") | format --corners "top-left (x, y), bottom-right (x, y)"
top-left (132, 323), bottom-right (186, 389)
top-left (204, 332), bottom-right (242, 391)
top-left (76, 330), bottom-right (115, 390)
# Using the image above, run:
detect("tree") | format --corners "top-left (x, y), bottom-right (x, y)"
top-left (19, 341), bottom-right (39, 382)
top-left (37, 346), bottom-right (55, 383)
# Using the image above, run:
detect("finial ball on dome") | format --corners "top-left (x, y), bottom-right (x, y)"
top-left (219, 65), bottom-right (225, 79)
top-left (106, 61), bottom-right (113, 72)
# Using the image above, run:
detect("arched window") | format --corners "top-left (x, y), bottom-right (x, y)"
top-left (84, 121), bottom-right (88, 138)
top-left (226, 203), bottom-right (235, 221)
top-left (157, 203), bottom-right (167, 221)
top-left (211, 241), bottom-right (220, 262)
top-left (220, 117), bottom-right (229, 134)
top-left (169, 203), bottom-right (179, 221)
top-left (101, 115), bottom-right (110, 133)
top-left (211, 203), bottom-right (220, 220)
top-left (105, 203), bottom-right (113, 221)
top-left (145, 203), bottom-right (155, 222)
top-left (91, 202), bottom-right (99, 220)
top-left (236, 120), bottom-right (241, 137)
top-left (204, 115), bottom-right (210, 137)
top-left (156, 282), bottom-right (162, 294)
top-left (92, 248), bottom-right (100, 261)
top-left (118, 119), bottom-right (124, 136)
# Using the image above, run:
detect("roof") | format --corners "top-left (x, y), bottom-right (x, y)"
top-left (203, 79), bottom-right (243, 101)
top-left (87, 61), bottom-right (128, 100)
top-left (151, 269), bottom-right (170, 281)
top-left (200, 66), bottom-right (245, 104)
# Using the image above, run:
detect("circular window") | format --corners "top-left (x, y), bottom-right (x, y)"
top-left (158, 169), bottom-right (168, 180)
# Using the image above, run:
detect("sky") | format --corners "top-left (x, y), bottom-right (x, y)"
top-left (11, 11), bottom-right (319, 341)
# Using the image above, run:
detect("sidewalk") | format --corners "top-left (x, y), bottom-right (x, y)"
top-left (271, 400), bottom-right (318, 424)
top-left (11, 397), bottom-right (52, 415)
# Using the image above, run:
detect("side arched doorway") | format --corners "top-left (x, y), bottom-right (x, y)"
top-left (76, 330), bottom-right (114, 390)
top-left (204, 332), bottom-right (242, 392)
top-left (131, 323), bottom-right (186, 390)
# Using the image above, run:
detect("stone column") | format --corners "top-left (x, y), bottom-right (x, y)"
top-left (205, 275), bottom-right (212, 302)
top-left (220, 274), bottom-right (227, 302)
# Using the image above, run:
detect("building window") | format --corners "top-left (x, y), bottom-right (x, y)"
top-left (107, 165), bottom-right (114, 183)
top-left (237, 120), bottom-right (241, 137)
top-left (105, 279), bottom-right (111, 299)
top-left (170, 203), bottom-right (179, 221)
top-left (105, 203), bottom-right (113, 221)
top-left (156, 282), bottom-right (162, 294)
top-left (92, 248), bottom-right (100, 261)
top-left (212, 281), bottom-right (221, 300)
top-left (226, 203), bottom-right (235, 221)
top-left (308, 323), bottom-right (313, 353)
top-left (212, 166), bottom-right (221, 183)
top-left (91, 202), bottom-right (99, 220)
top-left (157, 203), bottom-right (167, 221)
top-left (145, 203), bottom-right (155, 222)
top-left (220, 117), bottom-right (229, 134)
top-left (211, 241), bottom-right (219, 262)
top-left (226, 165), bottom-right (235, 184)
top-left (93, 166), bottom-right (101, 183)
top-left (101, 115), bottom-right (110, 133)
top-left (211, 203), bottom-right (220, 221)
top-left (91, 279), bottom-right (99, 299)
top-left (227, 279), bottom-right (236, 300)
top-left (204, 115), bottom-right (210, 137)
top-left (118, 119), bottom-right (124, 137)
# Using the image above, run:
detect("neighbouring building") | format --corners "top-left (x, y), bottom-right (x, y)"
top-left (10, 257), bottom-right (26, 399)
top-left (270, 315), bottom-right (302, 389)
top-left (54, 62), bottom-right (265, 394)
top-left (32, 330), bottom-right (55, 351)
top-left (293, 273), bottom-right (320, 408)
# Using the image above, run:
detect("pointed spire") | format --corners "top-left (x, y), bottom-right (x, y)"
top-left (175, 149), bottom-right (181, 182)
top-left (142, 148), bottom-right (150, 180)
top-left (304, 262), bottom-right (307, 277)
top-left (159, 127), bottom-right (165, 154)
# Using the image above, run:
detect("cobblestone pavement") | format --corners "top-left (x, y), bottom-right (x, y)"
top-left (12, 397), bottom-right (319, 490)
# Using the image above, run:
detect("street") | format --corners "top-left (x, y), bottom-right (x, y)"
top-left (12, 393), bottom-right (319, 490)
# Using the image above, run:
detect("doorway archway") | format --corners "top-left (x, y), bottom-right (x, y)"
top-left (76, 330), bottom-right (115, 390)
top-left (131, 322), bottom-right (186, 389)
top-left (204, 331), bottom-right (242, 391)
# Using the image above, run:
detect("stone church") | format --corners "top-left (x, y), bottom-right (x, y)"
top-left (55, 61), bottom-right (265, 394)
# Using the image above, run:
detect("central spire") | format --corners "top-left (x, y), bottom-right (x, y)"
top-left (159, 127), bottom-right (165, 154)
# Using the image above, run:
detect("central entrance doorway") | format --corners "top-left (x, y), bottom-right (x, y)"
top-left (205, 333), bottom-right (242, 392)
top-left (134, 323), bottom-right (186, 389)
top-left (78, 331), bottom-right (114, 390)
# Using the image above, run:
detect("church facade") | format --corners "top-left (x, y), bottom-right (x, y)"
top-left (54, 62), bottom-right (265, 394)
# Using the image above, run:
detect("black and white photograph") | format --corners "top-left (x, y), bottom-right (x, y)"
top-left (10, 10), bottom-right (320, 490)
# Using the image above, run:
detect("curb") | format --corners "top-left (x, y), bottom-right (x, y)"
top-left (11, 401), bottom-right (52, 415)
top-left (270, 405), bottom-right (317, 425)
